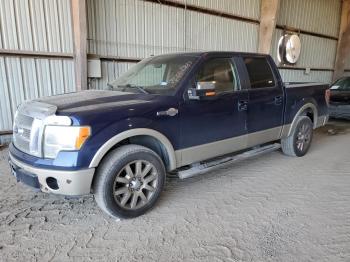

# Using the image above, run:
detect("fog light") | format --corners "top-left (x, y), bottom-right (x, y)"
top-left (46, 177), bottom-right (59, 190)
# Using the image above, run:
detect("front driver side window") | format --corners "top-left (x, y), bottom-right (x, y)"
top-left (195, 58), bottom-right (238, 94)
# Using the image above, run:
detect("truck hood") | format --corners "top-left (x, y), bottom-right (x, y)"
top-left (35, 90), bottom-right (152, 114)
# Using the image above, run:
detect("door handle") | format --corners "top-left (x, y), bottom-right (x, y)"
top-left (157, 108), bottom-right (178, 117)
top-left (238, 100), bottom-right (248, 111)
top-left (274, 96), bottom-right (283, 105)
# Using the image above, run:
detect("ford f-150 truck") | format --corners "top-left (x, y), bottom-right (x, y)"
top-left (9, 52), bottom-right (329, 218)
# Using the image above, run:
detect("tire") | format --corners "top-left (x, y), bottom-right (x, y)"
top-left (281, 116), bottom-right (313, 157)
top-left (93, 144), bottom-right (166, 219)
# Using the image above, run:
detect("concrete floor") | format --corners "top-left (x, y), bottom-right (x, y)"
top-left (0, 121), bottom-right (350, 262)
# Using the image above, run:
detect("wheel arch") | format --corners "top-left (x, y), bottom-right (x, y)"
top-left (285, 103), bottom-right (318, 137)
top-left (89, 128), bottom-right (177, 171)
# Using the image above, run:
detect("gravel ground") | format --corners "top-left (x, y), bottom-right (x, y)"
top-left (0, 120), bottom-right (350, 262)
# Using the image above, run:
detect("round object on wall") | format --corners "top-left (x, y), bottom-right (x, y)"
top-left (277, 34), bottom-right (302, 65)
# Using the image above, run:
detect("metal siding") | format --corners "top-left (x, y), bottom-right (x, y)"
top-left (0, 0), bottom-right (19, 49)
top-left (0, 0), bottom-right (73, 53)
top-left (279, 69), bottom-right (333, 83)
top-left (29, 0), bottom-right (48, 51)
top-left (185, 10), bottom-right (258, 52)
top-left (0, 0), bottom-right (76, 132)
top-left (0, 57), bottom-right (13, 131)
top-left (277, 0), bottom-right (341, 37)
top-left (0, 57), bottom-right (75, 130)
top-left (271, 29), bottom-right (337, 69)
top-left (88, 0), bottom-right (187, 57)
top-left (172, 0), bottom-right (261, 19)
top-left (89, 0), bottom-right (259, 89)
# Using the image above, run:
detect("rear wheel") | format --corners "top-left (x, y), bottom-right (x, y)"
top-left (281, 116), bottom-right (313, 157)
top-left (93, 145), bottom-right (166, 219)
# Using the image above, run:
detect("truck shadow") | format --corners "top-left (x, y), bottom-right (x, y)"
top-left (317, 119), bottom-right (350, 136)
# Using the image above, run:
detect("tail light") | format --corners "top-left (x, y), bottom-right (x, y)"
top-left (325, 89), bottom-right (331, 106)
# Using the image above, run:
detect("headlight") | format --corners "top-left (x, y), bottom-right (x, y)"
top-left (43, 126), bottom-right (91, 159)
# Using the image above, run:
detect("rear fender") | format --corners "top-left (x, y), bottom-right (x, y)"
top-left (282, 102), bottom-right (318, 138)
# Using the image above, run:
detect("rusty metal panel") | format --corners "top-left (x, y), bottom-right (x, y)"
top-left (0, 0), bottom-right (73, 53)
top-left (0, 57), bottom-right (76, 130)
top-left (271, 29), bottom-right (337, 69)
top-left (172, 0), bottom-right (261, 19)
top-left (279, 69), bottom-right (333, 83)
top-left (277, 0), bottom-right (341, 37)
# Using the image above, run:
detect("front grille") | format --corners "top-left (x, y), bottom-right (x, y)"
top-left (13, 113), bottom-right (34, 155)
top-left (12, 101), bottom-right (57, 157)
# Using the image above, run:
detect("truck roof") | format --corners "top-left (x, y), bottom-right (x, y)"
top-left (154, 51), bottom-right (271, 58)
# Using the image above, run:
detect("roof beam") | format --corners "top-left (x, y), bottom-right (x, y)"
top-left (258, 0), bottom-right (280, 54)
top-left (71, 0), bottom-right (88, 91)
top-left (334, 0), bottom-right (350, 81)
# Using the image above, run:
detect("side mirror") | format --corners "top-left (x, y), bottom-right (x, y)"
top-left (188, 81), bottom-right (217, 100)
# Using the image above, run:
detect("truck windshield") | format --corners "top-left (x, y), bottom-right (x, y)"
top-left (108, 55), bottom-right (197, 95)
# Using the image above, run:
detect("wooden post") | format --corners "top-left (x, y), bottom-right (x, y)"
top-left (71, 0), bottom-right (88, 91)
top-left (258, 0), bottom-right (280, 54)
top-left (334, 0), bottom-right (350, 81)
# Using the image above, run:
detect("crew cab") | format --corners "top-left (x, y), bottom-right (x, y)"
top-left (9, 52), bottom-right (329, 218)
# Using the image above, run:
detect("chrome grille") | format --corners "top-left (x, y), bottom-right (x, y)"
top-left (13, 113), bottom-right (34, 155)
top-left (12, 101), bottom-right (58, 157)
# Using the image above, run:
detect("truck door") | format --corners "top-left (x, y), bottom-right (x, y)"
top-left (241, 55), bottom-right (284, 147)
top-left (178, 56), bottom-right (249, 166)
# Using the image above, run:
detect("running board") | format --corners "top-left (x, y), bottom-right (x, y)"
top-left (177, 143), bottom-right (281, 179)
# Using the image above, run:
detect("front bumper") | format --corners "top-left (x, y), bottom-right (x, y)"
top-left (9, 153), bottom-right (95, 196)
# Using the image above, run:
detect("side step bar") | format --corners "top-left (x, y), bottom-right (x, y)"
top-left (177, 143), bottom-right (281, 179)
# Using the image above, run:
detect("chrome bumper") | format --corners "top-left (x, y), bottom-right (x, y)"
top-left (9, 153), bottom-right (95, 196)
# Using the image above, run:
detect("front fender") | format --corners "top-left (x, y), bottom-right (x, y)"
top-left (88, 127), bottom-right (177, 171)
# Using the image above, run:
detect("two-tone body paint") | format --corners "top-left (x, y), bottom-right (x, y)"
top-left (9, 52), bottom-right (329, 173)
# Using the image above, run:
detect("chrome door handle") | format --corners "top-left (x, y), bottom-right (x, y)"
top-left (157, 108), bottom-right (178, 117)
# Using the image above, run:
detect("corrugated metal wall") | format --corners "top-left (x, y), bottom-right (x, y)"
top-left (87, 0), bottom-right (259, 56)
top-left (89, 0), bottom-right (343, 89)
top-left (273, 0), bottom-right (341, 83)
top-left (277, 0), bottom-right (341, 38)
top-left (87, 0), bottom-right (260, 89)
top-left (0, 0), bottom-right (73, 52)
top-left (171, 0), bottom-right (261, 19)
top-left (0, 0), bottom-right (75, 131)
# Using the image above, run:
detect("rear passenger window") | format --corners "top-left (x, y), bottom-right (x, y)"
top-left (243, 57), bottom-right (275, 89)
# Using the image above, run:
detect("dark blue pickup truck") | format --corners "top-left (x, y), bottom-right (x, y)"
top-left (9, 52), bottom-right (329, 218)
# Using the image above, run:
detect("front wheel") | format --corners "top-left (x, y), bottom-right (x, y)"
top-left (281, 116), bottom-right (313, 157)
top-left (93, 145), bottom-right (166, 219)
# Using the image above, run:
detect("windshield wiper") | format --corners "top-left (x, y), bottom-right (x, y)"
top-left (116, 84), bottom-right (149, 94)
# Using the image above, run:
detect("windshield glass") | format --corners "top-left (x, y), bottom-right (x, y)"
top-left (108, 55), bottom-right (197, 95)
top-left (331, 77), bottom-right (350, 90)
